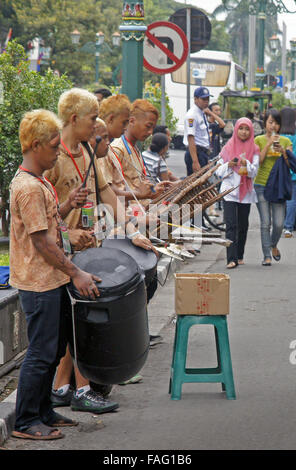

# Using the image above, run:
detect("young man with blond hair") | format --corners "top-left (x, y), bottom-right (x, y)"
top-left (46, 89), bottom-right (156, 410)
top-left (101, 98), bottom-right (171, 349)
top-left (10, 109), bottom-right (100, 440)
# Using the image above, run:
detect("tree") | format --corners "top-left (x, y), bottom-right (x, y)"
top-left (0, 41), bottom-right (72, 235)
top-left (213, 0), bottom-right (280, 68)
top-left (205, 18), bottom-right (232, 53)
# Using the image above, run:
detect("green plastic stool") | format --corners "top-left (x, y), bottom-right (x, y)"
top-left (169, 315), bottom-right (236, 400)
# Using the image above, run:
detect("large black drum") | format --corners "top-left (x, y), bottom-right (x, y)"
top-left (67, 247), bottom-right (149, 384)
top-left (101, 236), bottom-right (158, 287)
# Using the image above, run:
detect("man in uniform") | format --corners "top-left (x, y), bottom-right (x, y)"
top-left (183, 86), bottom-right (213, 176)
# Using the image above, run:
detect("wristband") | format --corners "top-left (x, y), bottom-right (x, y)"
top-left (127, 230), bottom-right (141, 239)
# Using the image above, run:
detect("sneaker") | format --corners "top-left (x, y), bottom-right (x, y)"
top-left (284, 229), bottom-right (293, 238)
top-left (89, 382), bottom-right (113, 398)
top-left (51, 388), bottom-right (73, 408)
top-left (71, 389), bottom-right (119, 414)
top-left (149, 334), bottom-right (163, 348)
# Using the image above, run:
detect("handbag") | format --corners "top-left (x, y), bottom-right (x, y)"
top-left (264, 150), bottom-right (296, 203)
top-left (0, 266), bottom-right (10, 289)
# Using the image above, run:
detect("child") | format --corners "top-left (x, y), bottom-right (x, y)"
top-left (215, 117), bottom-right (260, 268)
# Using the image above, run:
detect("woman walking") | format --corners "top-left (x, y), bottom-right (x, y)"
top-left (254, 109), bottom-right (292, 266)
top-left (216, 117), bottom-right (260, 268)
top-left (280, 107), bottom-right (296, 238)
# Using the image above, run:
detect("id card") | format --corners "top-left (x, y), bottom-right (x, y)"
top-left (59, 222), bottom-right (72, 255)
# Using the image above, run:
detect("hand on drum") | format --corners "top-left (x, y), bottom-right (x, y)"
top-left (72, 268), bottom-right (102, 300)
top-left (132, 233), bottom-right (159, 257)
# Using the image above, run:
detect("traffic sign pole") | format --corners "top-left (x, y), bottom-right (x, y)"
top-left (143, 21), bottom-right (189, 126)
top-left (186, 8), bottom-right (191, 111)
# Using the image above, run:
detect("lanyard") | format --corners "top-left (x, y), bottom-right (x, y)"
top-left (109, 146), bottom-right (125, 177)
top-left (122, 135), bottom-right (147, 176)
top-left (60, 139), bottom-right (86, 182)
top-left (19, 166), bottom-right (59, 207)
top-left (202, 113), bottom-right (211, 146)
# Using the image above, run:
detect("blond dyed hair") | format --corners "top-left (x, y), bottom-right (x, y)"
top-left (130, 99), bottom-right (159, 120)
top-left (19, 109), bottom-right (62, 153)
top-left (58, 87), bottom-right (99, 125)
top-left (98, 94), bottom-right (131, 121)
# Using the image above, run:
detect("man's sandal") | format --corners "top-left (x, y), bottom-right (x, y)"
top-left (11, 423), bottom-right (64, 440)
top-left (46, 411), bottom-right (78, 427)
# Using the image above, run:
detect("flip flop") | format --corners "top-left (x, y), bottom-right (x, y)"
top-left (262, 258), bottom-right (272, 266)
top-left (46, 412), bottom-right (78, 427)
top-left (118, 374), bottom-right (143, 385)
top-left (272, 248), bottom-right (281, 261)
top-left (11, 423), bottom-right (64, 440)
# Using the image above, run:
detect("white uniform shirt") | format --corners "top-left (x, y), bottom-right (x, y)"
top-left (215, 155), bottom-right (260, 204)
top-left (183, 104), bottom-right (210, 148)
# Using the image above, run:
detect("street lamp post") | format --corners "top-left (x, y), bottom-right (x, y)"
top-left (290, 38), bottom-right (296, 83)
top-left (95, 31), bottom-right (105, 83)
top-left (71, 29), bottom-right (120, 84)
top-left (119, 1), bottom-right (146, 102)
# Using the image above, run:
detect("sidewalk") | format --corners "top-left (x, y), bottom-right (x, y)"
top-left (0, 239), bottom-right (224, 446)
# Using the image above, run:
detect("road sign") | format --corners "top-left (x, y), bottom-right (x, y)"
top-left (143, 21), bottom-right (188, 75)
top-left (169, 8), bottom-right (211, 53)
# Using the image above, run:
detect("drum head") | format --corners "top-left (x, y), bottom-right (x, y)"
top-left (102, 237), bottom-right (158, 274)
top-left (70, 247), bottom-right (143, 300)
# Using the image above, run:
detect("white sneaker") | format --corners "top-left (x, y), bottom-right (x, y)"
top-left (284, 229), bottom-right (293, 238)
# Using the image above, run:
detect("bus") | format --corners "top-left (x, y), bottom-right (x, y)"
top-left (165, 50), bottom-right (246, 143)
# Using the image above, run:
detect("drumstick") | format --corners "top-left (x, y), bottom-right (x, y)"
top-left (82, 136), bottom-right (102, 188)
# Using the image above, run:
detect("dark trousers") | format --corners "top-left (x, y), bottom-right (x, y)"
top-left (224, 200), bottom-right (251, 264)
top-left (184, 147), bottom-right (209, 176)
top-left (14, 286), bottom-right (69, 431)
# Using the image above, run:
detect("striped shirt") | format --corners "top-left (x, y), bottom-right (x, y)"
top-left (142, 149), bottom-right (167, 183)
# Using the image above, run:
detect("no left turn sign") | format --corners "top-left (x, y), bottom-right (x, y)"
top-left (143, 21), bottom-right (189, 75)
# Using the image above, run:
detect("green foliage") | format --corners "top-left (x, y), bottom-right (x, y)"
top-left (0, 252), bottom-right (9, 266)
top-left (8, 0), bottom-right (183, 87)
top-left (0, 41), bottom-right (72, 233)
top-left (270, 90), bottom-right (292, 110)
top-left (205, 19), bottom-right (231, 53)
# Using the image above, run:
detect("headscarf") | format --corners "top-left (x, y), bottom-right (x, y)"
top-left (220, 117), bottom-right (260, 201)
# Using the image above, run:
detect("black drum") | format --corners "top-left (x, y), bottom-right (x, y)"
top-left (101, 236), bottom-right (158, 287)
top-left (67, 247), bottom-right (149, 385)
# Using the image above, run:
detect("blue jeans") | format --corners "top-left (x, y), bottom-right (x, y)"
top-left (14, 286), bottom-right (69, 431)
top-left (254, 184), bottom-right (286, 259)
top-left (284, 180), bottom-right (296, 231)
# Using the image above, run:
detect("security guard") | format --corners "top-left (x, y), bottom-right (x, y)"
top-left (183, 86), bottom-right (213, 175)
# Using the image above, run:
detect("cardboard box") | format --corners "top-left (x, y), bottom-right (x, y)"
top-left (175, 273), bottom-right (230, 315)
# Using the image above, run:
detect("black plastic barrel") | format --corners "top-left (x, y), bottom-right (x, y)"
top-left (67, 247), bottom-right (149, 384)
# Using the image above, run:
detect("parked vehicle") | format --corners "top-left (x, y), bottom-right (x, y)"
top-left (166, 50), bottom-right (246, 147)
